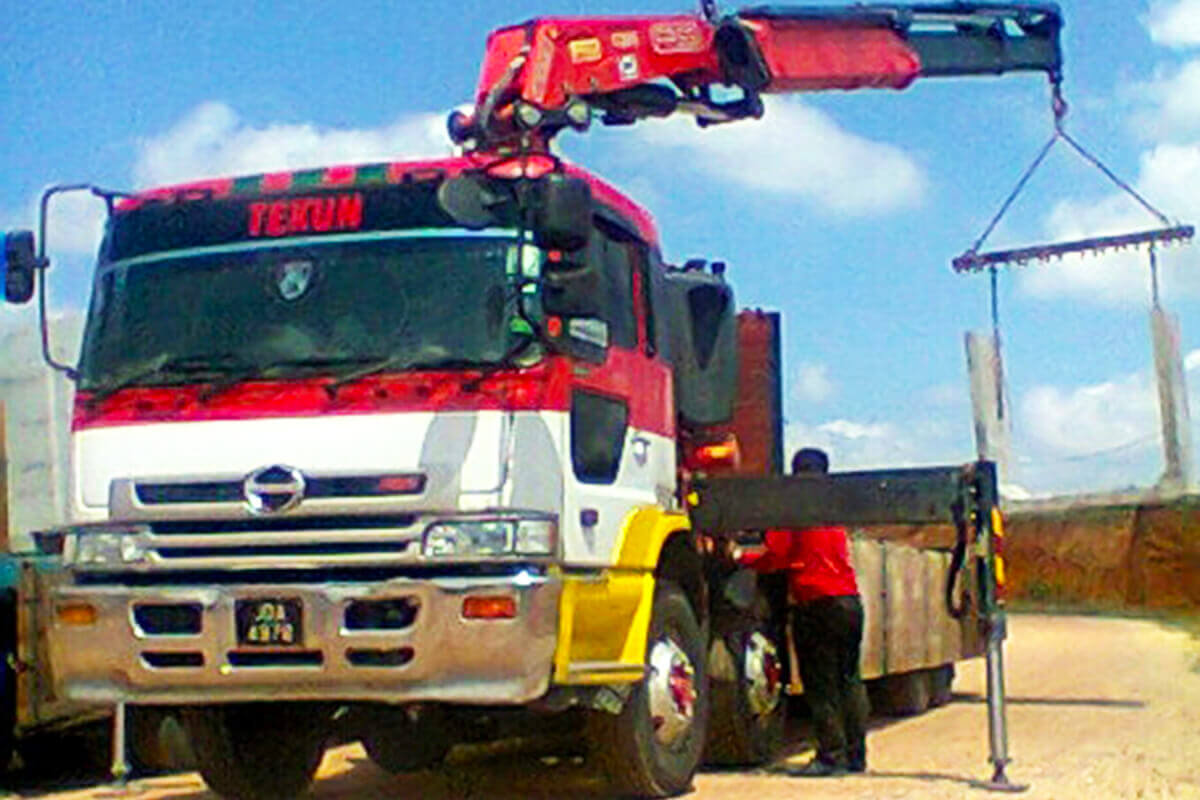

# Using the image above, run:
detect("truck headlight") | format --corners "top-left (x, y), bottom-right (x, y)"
top-left (513, 519), bottom-right (556, 555)
top-left (422, 518), bottom-right (556, 558)
top-left (69, 527), bottom-right (150, 566)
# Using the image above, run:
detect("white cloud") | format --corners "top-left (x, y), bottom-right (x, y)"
top-left (632, 97), bottom-right (925, 215)
top-left (793, 362), bottom-right (836, 405)
top-left (1147, 0), bottom-right (1200, 48)
top-left (818, 419), bottom-right (890, 441)
top-left (785, 414), bottom-right (962, 472)
top-left (1186, 348), bottom-right (1200, 371)
top-left (133, 101), bottom-right (451, 187)
top-left (1136, 59), bottom-right (1200, 139)
top-left (1018, 372), bottom-right (1159, 459)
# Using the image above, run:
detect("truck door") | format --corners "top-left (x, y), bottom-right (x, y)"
top-left (561, 222), bottom-right (674, 567)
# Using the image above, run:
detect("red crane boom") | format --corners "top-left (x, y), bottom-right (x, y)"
top-left (450, 2), bottom-right (1063, 150)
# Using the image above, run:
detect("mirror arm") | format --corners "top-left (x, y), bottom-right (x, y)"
top-left (35, 184), bottom-right (130, 381)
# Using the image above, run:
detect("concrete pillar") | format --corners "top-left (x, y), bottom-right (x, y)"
top-left (965, 331), bottom-right (1011, 483)
top-left (1150, 308), bottom-right (1194, 492)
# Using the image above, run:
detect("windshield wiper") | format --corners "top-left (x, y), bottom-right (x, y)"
top-left (325, 355), bottom-right (494, 395)
top-left (86, 352), bottom-right (252, 405)
top-left (325, 336), bottom-right (542, 398)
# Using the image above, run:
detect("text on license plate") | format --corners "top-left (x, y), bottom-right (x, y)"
top-left (236, 598), bottom-right (302, 646)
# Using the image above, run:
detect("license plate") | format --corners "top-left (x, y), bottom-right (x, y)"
top-left (236, 598), bottom-right (303, 647)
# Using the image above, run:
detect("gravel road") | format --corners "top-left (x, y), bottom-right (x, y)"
top-left (10, 613), bottom-right (1200, 800)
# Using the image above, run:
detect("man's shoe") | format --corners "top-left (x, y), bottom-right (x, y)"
top-left (787, 758), bottom-right (846, 777)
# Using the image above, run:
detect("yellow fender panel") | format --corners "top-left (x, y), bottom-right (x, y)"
top-left (552, 507), bottom-right (690, 685)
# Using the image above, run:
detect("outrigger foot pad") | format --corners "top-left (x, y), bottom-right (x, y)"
top-left (968, 767), bottom-right (1029, 793)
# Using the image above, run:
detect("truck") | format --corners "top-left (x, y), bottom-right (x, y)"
top-left (0, 3), bottom-right (1061, 797)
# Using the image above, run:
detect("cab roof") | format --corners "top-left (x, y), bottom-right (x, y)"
top-left (115, 154), bottom-right (660, 247)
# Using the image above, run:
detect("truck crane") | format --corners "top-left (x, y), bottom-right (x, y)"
top-left (0, 3), bottom-right (1061, 798)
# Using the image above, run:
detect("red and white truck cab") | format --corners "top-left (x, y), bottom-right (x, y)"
top-left (49, 151), bottom-right (713, 696)
top-left (4, 152), bottom-right (745, 798)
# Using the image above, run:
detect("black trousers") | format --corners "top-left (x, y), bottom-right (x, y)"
top-left (792, 594), bottom-right (870, 767)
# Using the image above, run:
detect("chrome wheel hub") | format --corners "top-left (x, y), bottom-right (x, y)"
top-left (743, 631), bottom-right (782, 717)
top-left (647, 636), bottom-right (697, 747)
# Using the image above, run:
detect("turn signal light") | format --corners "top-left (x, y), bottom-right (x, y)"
top-left (686, 434), bottom-right (742, 471)
top-left (462, 595), bottom-right (517, 620)
top-left (56, 603), bottom-right (98, 626)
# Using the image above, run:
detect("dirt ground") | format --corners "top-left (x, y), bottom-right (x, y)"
top-left (7, 613), bottom-right (1200, 800)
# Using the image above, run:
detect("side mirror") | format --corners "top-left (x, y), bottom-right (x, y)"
top-left (437, 174), bottom-right (505, 230)
top-left (3, 230), bottom-right (38, 305)
top-left (532, 174), bottom-right (591, 253)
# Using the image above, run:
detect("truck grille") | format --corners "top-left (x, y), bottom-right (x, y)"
top-left (147, 515), bottom-right (418, 535)
top-left (135, 475), bottom-right (426, 505)
top-left (127, 514), bottom-right (422, 571)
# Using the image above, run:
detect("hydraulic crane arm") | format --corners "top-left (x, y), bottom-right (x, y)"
top-left (452, 2), bottom-right (1062, 149)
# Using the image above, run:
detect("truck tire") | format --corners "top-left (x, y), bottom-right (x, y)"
top-left (586, 581), bottom-right (710, 798)
top-left (928, 664), bottom-right (955, 707)
top-left (361, 705), bottom-right (454, 773)
top-left (182, 704), bottom-right (329, 800)
top-left (129, 708), bottom-right (195, 773)
top-left (704, 627), bottom-right (784, 766)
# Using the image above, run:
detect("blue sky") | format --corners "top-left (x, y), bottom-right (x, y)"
top-left (3, 0), bottom-right (1199, 496)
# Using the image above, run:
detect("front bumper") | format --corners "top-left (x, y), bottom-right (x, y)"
top-left (49, 572), bottom-right (561, 706)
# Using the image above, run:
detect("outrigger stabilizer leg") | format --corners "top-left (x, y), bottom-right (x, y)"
top-left (969, 462), bottom-right (1028, 793)
top-left (110, 701), bottom-right (130, 787)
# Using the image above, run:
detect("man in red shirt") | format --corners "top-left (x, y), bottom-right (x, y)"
top-left (742, 448), bottom-right (869, 776)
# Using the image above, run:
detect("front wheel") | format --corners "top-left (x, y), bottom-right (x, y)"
top-left (182, 704), bottom-right (329, 800)
top-left (587, 581), bottom-right (710, 798)
top-left (360, 704), bottom-right (454, 773)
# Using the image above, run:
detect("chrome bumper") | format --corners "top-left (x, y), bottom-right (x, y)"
top-left (50, 573), bottom-right (561, 706)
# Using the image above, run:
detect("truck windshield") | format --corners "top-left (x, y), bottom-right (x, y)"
top-left (77, 233), bottom-right (541, 393)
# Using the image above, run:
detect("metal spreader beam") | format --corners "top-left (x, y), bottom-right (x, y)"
top-left (953, 225), bottom-right (1195, 273)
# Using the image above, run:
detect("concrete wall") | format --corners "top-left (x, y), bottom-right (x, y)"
top-left (1005, 497), bottom-right (1200, 612)
top-left (0, 314), bottom-right (82, 553)
top-left (859, 495), bottom-right (1200, 613)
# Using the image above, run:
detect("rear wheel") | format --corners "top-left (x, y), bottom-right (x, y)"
top-left (360, 704), bottom-right (454, 773)
top-left (182, 703), bottom-right (329, 800)
top-left (928, 664), bottom-right (955, 707)
top-left (704, 627), bottom-right (784, 766)
top-left (876, 670), bottom-right (931, 716)
top-left (587, 581), bottom-right (710, 797)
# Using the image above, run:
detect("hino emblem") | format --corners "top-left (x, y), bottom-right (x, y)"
top-left (274, 260), bottom-right (314, 301)
top-left (243, 465), bottom-right (307, 514)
